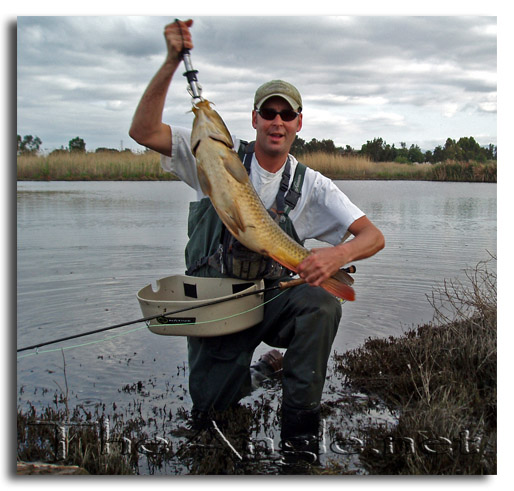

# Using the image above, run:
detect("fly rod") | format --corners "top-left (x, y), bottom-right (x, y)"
top-left (17, 266), bottom-right (356, 354)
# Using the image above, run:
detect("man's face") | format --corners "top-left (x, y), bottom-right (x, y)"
top-left (252, 96), bottom-right (302, 159)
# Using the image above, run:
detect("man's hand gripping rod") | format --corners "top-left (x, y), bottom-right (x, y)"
top-left (279, 265), bottom-right (356, 290)
top-left (175, 19), bottom-right (203, 101)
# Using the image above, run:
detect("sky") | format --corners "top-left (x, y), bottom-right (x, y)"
top-left (16, 12), bottom-right (498, 154)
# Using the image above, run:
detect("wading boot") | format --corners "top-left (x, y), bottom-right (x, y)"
top-left (190, 406), bottom-right (210, 431)
top-left (280, 404), bottom-right (321, 471)
top-left (250, 349), bottom-right (283, 390)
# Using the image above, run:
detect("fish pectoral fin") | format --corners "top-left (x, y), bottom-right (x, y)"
top-left (218, 203), bottom-right (246, 235)
top-left (221, 153), bottom-right (249, 184)
top-left (269, 253), bottom-right (298, 274)
top-left (197, 166), bottom-right (212, 196)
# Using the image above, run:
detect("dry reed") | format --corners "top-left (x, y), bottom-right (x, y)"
top-left (16, 151), bottom-right (176, 181)
top-left (17, 150), bottom-right (496, 182)
top-left (335, 257), bottom-right (497, 474)
top-left (300, 152), bottom-right (496, 181)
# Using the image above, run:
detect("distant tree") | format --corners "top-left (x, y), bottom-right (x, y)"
top-left (444, 138), bottom-right (462, 161)
top-left (382, 142), bottom-right (392, 161)
top-left (17, 134), bottom-right (42, 155)
top-left (341, 145), bottom-right (356, 156)
top-left (305, 138), bottom-right (338, 154)
top-left (69, 137), bottom-right (86, 153)
top-left (457, 137), bottom-right (481, 161)
top-left (95, 147), bottom-right (119, 153)
top-left (486, 144), bottom-right (497, 160)
top-left (274, 133), bottom-right (495, 164)
top-left (321, 139), bottom-right (337, 154)
top-left (396, 142), bottom-right (408, 161)
top-left (360, 137), bottom-right (385, 162)
top-left (407, 144), bottom-right (424, 163)
top-left (291, 136), bottom-right (306, 154)
top-left (433, 145), bottom-right (445, 162)
top-left (392, 142), bottom-right (407, 163)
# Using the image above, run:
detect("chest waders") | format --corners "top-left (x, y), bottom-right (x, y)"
top-left (184, 141), bottom-right (307, 280)
top-left (184, 143), bottom-right (341, 424)
top-left (174, 49), bottom-right (342, 450)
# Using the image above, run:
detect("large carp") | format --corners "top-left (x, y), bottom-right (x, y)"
top-left (191, 99), bottom-right (355, 301)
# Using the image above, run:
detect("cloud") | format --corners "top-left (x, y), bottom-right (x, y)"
top-left (16, 15), bottom-right (497, 152)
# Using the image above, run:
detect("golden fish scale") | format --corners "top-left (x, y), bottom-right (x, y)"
top-left (195, 139), bottom-right (309, 271)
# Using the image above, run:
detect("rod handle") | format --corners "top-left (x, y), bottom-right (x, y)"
top-left (278, 278), bottom-right (306, 290)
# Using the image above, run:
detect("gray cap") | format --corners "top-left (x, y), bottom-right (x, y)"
top-left (254, 80), bottom-right (303, 112)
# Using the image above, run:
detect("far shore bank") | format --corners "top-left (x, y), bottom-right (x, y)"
top-left (17, 151), bottom-right (497, 183)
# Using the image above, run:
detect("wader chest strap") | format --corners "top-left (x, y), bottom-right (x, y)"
top-left (240, 140), bottom-right (305, 216)
top-left (283, 162), bottom-right (306, 215)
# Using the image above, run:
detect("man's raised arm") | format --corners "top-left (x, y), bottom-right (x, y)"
top-left (129, 19), bottom-right (194, 157)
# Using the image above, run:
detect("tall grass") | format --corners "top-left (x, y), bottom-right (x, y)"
top-left (300, 152), bottom-right (497, 182)
top-left (17, 151), bottom-right (177, 181)
top-left (17, 151), bottom-right (496, 182)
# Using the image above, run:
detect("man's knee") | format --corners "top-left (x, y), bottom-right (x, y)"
top-left (295, 285), bottom-right (342, 322)
top-left (282, 285), bottom-right (342, 345)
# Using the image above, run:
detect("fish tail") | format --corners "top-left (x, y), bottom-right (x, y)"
top-left (320, 277), bottom-right (355, 301)
top-left (320, 268), bottom-right (355, 300)
top-left (270, 253), bottom-right (356, 301)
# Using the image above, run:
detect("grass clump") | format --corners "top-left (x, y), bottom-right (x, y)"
top-left (334, 257), bottom-right (497, 474)
top-left (17, 405), bottom-right (134, 475)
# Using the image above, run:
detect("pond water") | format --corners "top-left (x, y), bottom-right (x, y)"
top-left (16, 180), bottom-right (496, 473)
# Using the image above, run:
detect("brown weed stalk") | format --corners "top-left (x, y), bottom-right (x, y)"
top-left (335, 257), bottom-right (497, 474)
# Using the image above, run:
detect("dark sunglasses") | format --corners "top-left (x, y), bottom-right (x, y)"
top-left (257, 107), bottom-right (300, 122)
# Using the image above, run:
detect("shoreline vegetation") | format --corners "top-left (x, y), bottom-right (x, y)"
top-left (17, 259), bottom-right (496, 475)
top-left (17, 151), bottom-right (497, 182)
top-left (332, 257), bottom-right (496, 475)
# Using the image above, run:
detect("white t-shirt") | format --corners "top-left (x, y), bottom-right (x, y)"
top-left (160, 126), bottom-right (365, 246)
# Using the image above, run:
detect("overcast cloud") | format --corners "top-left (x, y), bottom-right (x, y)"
top-left (16, 15), bottom-right (497, 153)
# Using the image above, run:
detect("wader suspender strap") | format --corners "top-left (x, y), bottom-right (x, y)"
top-left (241, 141), bottom-right (306, 216)
top-left (283, 162), bottom-right (306, 215)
